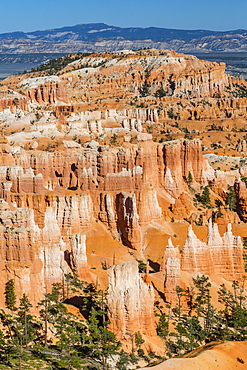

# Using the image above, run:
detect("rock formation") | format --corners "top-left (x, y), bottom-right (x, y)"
top-left (107, 261), bottom-right (156, 338)
top-left (235, 179), bottom-right (247, 222)
top-left (162, 139), bottom-right (204, 197)
top-left (0, 48), bottom-right (246, 349)
top-left (181, 220), bottom-right (245, 280)
top-left (60, 50), bottom-right (231, 102)
top-left (71, 233), bottom-right (89, 278)
top-left (20, 76), bottom-right (69, 105)
top-left (116, 192), bottom-right (142, 251)
top-left (162, 238), bottom-right (181, 305)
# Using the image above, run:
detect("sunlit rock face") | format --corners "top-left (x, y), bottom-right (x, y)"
top-left (21, 77), bottom-right (69, 105)
top-left (162, 221), bottom-right (245, 307)
top-left (181, 220), bottom-right (245, 280)
top-left (162, 238), bottom-right (181, 306)
top-left (71, 233), bottom-right (90, 278)
top-left (0, 47), bottom-right (246, 338)
top-left (107, 261), bottom-right (156, 338)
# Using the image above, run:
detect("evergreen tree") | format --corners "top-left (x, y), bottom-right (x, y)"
top-left (156, 313), bottom-right (169, 339)
top-left (200, 186), bottom-right (211, 207)
top-left (187, 171), bottom-right (193, 185)
top-left (192, 275), bottom-right (214, 330)
top-left (116, 350), bottom-right (132, 370)
top-left (135, 331), bottom-right (145, 356)
top-left (5, 279), bottom-right (17, 312)
top-left (18, 294), bottom-right (34, 348)
top-left (218, 281), bottom-right (247, 340)
top-left (227, 186), bottom-right (236, 211)
top-left (87, 307), bottom-right (121, 369)
top-left (55, 311), bottom-right (86, 370)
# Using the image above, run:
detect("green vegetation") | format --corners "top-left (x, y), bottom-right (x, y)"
top-left (0, 277), bottom-right (161, 369)
top-left (154, 87), bottom-right (167, 98)
top-left (139, 82), bottom-right (150, 97)
top-left (226, 186), bottom-right (237, 211)
top-left (194, 186), bottom-right (212, 208)
top-left (1, 272), bottom-right (247, 368)
top-left (4, 280), bottom-right (17, 312)
top-left (226, 84), bottom-right (247, 98)
top-left (30, 53), bottom-right (91, 75)
top-left (137, 260), bottom-right (147, 273)
top-left (243, 237), bottom-right (247, 272)
top-left (157, 275), bottom-right (247, 356)
top-left (167, 108), bottom-right (176, 119)
top-left (209, 123), bottom-right (223, 131)
top-left (186, 171), bottom-right (193, 186)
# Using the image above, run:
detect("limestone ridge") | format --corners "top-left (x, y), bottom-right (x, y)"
top-left (2, 49), bottom-right (247, 116)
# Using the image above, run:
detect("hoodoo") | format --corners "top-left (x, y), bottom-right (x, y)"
top-left (0, 48), bottom-right (247, 368)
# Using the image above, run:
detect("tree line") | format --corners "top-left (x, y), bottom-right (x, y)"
top-left (156, 275), bottom-right (247, 359)
top-left (0, 274), bottom-right (162, 370)
top-left (1, 273), bottom-right (247, 369)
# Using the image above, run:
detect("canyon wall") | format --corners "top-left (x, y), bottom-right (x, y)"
top-left (0, 137), bottom-right (208, 308)
top-left (0, 49), bottom-right (246, 344)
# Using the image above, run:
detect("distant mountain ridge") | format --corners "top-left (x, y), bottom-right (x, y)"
top-left (0, 23), bottom-right (247, 53)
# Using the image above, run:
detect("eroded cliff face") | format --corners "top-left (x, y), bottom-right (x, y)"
top-left (107, 261), bottom-right (156, 338)
top-left (163, 220), bottom-right (245, 306)
top-left (20, 76), bottom-right (69, 105)
top-left (0, 90), bottom-right (28, 113)
top-left (162, 238), bottom-right (181, 306)
top-left (235, 179), bottom-right (247, 222)
top-left (0, 138), bottom-right (205, 256)
top-left (0, 124), bottom-right (245, 312)
top-left (59, 50), bottom-right (230, 101)
top-left (0, 49), bottom-right (246, 346)
top-left (162, 138), bottom-right (205, 197)
top-left (181, 222), bottom-right (244, 279)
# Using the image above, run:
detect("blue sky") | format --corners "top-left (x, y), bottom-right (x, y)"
top-left (2, 0), bottom-right (246, 33)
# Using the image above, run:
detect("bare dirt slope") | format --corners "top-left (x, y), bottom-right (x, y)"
top-left (142, 341), bottom-right (247, 369)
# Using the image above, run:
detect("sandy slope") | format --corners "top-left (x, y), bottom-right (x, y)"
top-left (142, 341), bottom-right (247, 369)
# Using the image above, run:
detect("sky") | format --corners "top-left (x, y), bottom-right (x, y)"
top-left (1, 0), bottom-right (246, 34)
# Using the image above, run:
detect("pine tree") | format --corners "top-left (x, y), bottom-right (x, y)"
top-left (5, 279), bottom-right (17, 312)
top-left (218, 281), bottom-right (247, 340)
top-left (116, 350), bottom-right (131, 370)
top-left (135, 331), bottom-right (145, 356)
top-left (187, 171), bottom-right (193, 185)
top-left (87, 307), bottom-right (121, 369)
top-left (227, 186), bottom-right (236, 211)
top-left (200, 186), bottom-right (211, 207)
top-left (192, 275), bottom-right (219, 339)
top-left (18, 294), bottom-right (34, 348)
top-left (55, 310), bottom-right (86, 370)
top-left (156, 313), bottom-right (169, 339)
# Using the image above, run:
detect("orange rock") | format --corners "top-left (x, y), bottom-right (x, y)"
top-left (108, 261), bottom-right (156, 338)
top-left (141, 341), bottom-right (247, 370)
top-left (26, 80), bottom-right (68, 105)
top-left (181, 221), bottom-right (245, 280)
